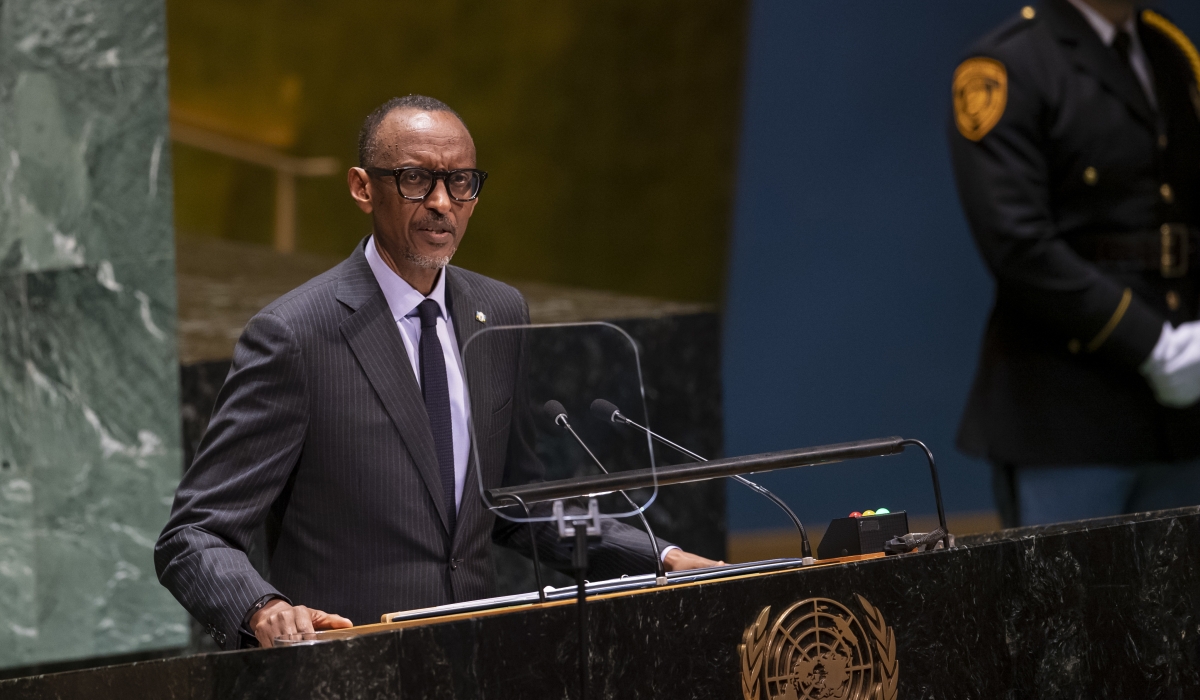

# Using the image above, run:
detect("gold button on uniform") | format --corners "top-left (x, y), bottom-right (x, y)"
top-left (1021, 6), bottom-right (1036, 20)
top-left (1067, 338), bottom-right (1081, 354)
top-left (1159, 134), bottom-right (1169, 150)
top-left (1160, 183), bottom-right (1175, 203)
top-left (1083, 167), bottom-right (1098, 185)
top-left (1167, 290), bottom-right (1181, 311)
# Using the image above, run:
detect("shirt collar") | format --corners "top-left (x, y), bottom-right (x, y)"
top-left (364, 235), bottom-right (450, 323)
top-left (1065, 0), bottom-right (1137, 46)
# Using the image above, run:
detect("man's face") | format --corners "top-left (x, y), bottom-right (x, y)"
top-left (350, 109), bottom-right (478, 269)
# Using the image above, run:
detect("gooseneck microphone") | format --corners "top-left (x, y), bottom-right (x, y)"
top-left (544, 400), bottom-right (668, 583)
top-left (591, 399), bottom-right (814, 560)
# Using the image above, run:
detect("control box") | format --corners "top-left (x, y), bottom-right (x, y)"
top-left (816, 511), bottom-right (909, 559)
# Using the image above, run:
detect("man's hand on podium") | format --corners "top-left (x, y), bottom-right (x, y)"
top-left (250, 599), bottom-right (353, 648)
top-left (663, 548), bottom-right (725, 571)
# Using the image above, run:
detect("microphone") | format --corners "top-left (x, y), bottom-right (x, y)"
top-left (546, 399), bottom-right (570, 428)
top-left (543, 401), bottom-right (668, 583)
top-left (591, 399), bottom-right (814, 561)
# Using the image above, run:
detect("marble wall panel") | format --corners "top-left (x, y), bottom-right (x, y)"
top-left (0, 0), bottom-right (186, 669)
top-left (0, 270), bottom-right (38, 661)
top-left (0, 0), bottom-right (175, 270)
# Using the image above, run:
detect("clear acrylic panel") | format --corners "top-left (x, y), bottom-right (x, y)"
top-left (460, 321), bottom-right (659, 523)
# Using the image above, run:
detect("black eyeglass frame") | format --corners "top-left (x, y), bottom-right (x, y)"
top-left (364, 166), bottom-right (489, 202)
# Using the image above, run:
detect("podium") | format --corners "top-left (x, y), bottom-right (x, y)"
top-left (7, 505), bottom-right (1200, 698)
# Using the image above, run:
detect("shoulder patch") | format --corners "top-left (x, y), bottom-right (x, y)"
top-left (1142, 10), bottom-right (1200, 92)
top-left (953, 57), bottom-right (1008, 141)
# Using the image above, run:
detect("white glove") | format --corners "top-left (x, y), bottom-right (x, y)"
top-left (1140, 321), bottom-right (1200, 408)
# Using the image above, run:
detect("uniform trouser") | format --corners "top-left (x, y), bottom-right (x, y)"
top-left (993, 460), bottom-right (1200, 528)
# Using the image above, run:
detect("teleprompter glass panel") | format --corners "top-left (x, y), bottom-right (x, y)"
top-left (460, 321), bottom-right (659, 523)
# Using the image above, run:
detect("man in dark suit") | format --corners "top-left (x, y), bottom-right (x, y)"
top-left (156, 95), bottom-right (718, 649)
top-left (950, 0), bottom-right (1200, 527)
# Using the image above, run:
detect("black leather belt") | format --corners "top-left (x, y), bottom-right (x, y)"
top-left (1070, 223), bottom-right (1197, 278)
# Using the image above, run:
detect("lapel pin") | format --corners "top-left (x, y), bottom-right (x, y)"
top-left (475, 311), bottom-right (487, 323)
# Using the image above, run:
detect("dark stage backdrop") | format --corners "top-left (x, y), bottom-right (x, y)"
top-left (166, 0), bottom-right (748, 304)
top-left (723, 1), bottom-right (1200, 532)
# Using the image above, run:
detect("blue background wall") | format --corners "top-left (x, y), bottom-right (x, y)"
top-left (724, 1), bottom-right (1200, 531)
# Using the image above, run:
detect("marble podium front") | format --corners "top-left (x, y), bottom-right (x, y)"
top-left (5, 506), bottom-right (1200, 698)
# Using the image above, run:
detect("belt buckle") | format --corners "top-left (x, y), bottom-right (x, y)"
top-left (1161, 223), bottom-right (1189, 278)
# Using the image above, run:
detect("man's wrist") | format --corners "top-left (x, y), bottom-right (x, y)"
top-left (660, 545), bottom-right (681, 562)
top-left (243, 594), bottom-right (284, 633)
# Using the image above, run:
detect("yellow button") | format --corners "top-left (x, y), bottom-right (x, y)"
top-left (1067, 339), bottom-right (1081, 354)
top-left (1167, 291), bottom-right (1181, 311)
top-left (1161, 183), bottom-right (1175, 203)
top-left (1021, 6), bottom-right (1036, 19)
top-left (1083, 167), bottom-right (1098, 186)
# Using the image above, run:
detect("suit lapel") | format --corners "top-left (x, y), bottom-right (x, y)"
top-left (337, 243), bottom-right (451, 534)
top-left (1045, 0), bottom-right (1157, 129)
top-left (445, 267), bottom-right (485, 543)
top-left (445, 266), bottom-right (485, 355)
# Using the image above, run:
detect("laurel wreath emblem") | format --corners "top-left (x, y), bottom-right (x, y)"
top-left (739, 606), bottom-right (771, 700)
top-left (738, 596), bottom-right (898, 700)
top-left (856, 595), bottom-right (898, 700)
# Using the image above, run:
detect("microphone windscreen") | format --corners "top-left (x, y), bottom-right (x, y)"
top-left (544, 400), bottom-right (568, 420)
top-left (590, 399), bottom-right (621, 423)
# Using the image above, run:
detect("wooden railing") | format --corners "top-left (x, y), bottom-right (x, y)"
top-left (170, 121), bottom-right (340, 253)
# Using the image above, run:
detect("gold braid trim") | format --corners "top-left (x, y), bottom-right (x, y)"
top-left (1087, 288), bottom-right (1132, 353)
top-left (1143, 10), bottom-right (1200, 92)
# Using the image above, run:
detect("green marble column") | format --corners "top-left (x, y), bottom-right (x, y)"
top-left (0, 0), bottom-right (187, 668)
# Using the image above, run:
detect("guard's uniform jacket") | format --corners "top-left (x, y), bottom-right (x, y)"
top-left (950, 0), bottom-right (1200, 465)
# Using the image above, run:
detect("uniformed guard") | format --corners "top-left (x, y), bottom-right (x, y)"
top-left (949, 0), bottom-right (1200, 526)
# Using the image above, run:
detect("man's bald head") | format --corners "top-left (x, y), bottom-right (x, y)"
top-left (357, 95), bottom-right (471, 168)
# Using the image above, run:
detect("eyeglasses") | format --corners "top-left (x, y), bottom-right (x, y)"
top-left (364, 167), bottom-right (488, 202)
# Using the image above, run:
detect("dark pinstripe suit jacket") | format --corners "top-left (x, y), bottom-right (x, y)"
top-left (156, 240), bottom-right (670, 649)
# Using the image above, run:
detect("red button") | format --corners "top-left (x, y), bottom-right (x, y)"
top-left (849, 511), bottom-right (862, 518)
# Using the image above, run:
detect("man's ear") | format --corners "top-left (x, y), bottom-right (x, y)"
top-left (348, 167), bottom-right (374, 213)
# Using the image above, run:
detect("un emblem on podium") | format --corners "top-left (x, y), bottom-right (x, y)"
top-left (738, 595), bottom-right (898, 700)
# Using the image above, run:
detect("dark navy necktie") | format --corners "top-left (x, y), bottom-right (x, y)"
top-left (416, 298), bottom-right (456, 533)
top-left (1113, 30), bottom-right (1134, 71)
